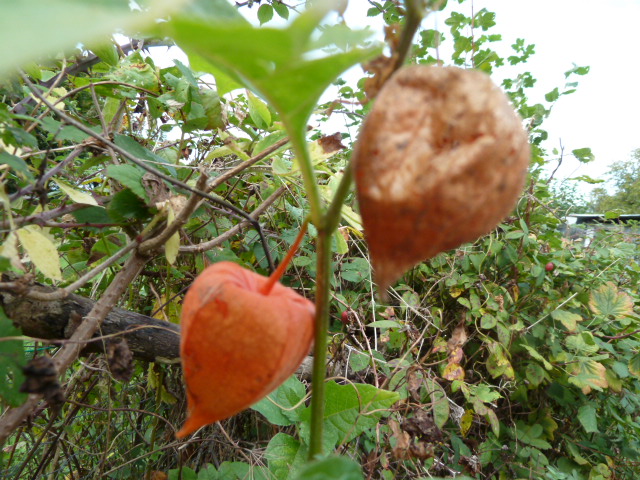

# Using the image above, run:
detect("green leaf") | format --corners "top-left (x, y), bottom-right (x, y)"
top-left (333, 229), bottom-right (348, 255)
top-left (273, 2), bottom-right (290, 20)
top-left (293, 456), bottom-right (363, 480)
top-left (107, 188), bottom-right (149, 223)
top-left (0, 0), bottom-right (188, 78)
top-left (572, 147), bottom-right (595, 163)
top-left (565, 64), bottom-right (590, 77)
top-left (253, 130), bottom-right (288, 156)
top-left (113, 134), bottom-right (177, 176)
top-left (265, 433), bottom-right (308, 480)
top-left (56, 125), bottom-right (90, 143)
top-left (196, 464), bottom-right (218, 480)
top-left (0, 306), bottom-right (27, 406)
top-left (424, 377), bottom-right (449, 429)
top-left (570, 174), bottom-right (604, 184)
top-left (106, 164), bottom-right (148, 201)
top-left (589, 282), bottom-right (634, 319)
top-left (168, 466), bottom-right (197, 480)
top-left (544, 87), bottom-right (560, 102)
top-left (0, 151), bottom-right (33, 180)
top-left (299, 382), bottom-right (399, 451)
top-left (480, 314), bottom-right (497, 329)
top-left (247, 90), bottom-right (272, 129)
top-left (577, 405), bottom-right (598, 433)
top-left (515, 422), bottom-right (552, 450)
top-left (341, 258), bottom-right (370, 283)
top-left (551, 309), bottom-right (582, 331)
top-left (89, 42), bottom-right (119, 67)
top-left (160, 5), bottom-right (380, 147)
top-left (257, 4), bottom-right (274, 25)
top-left (565, 332), bottom-right (599, 355)
top-left (525, 363), bottom-right (548, 387)
top-left (217, 462), bottom-right (268, 480)
top-left (366, 320), bottom-right (402, 329)
top-left (520, 344), bottom-right (553, 370)
top-left (251, 375), bottom-right (306, 426)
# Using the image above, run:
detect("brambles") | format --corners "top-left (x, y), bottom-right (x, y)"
top-left (353, 65), bottom-right (531, 295)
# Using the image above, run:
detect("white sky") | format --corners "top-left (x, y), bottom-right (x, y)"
top-left (342, 0), bottom-right (640, 191)
top-left (469, 0), bottom-right (640, 188)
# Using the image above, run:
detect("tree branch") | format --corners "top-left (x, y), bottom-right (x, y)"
top-left (0, 252), bottom-right (148, 444)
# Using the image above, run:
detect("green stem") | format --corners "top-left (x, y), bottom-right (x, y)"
top-left (325, 162), bottom-right (353, 234)
top-left (287, 125), bottom-right (323, 227)
top-left (391, 0), bottom-right (427, 72)
top-left (308, 225), bottom-right (332, 459)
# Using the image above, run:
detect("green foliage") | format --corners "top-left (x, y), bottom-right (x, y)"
top-left (591, 149), bottom-right (640, 213)
top-left (2, 0), bottom-right (640, 479)
top-left (0, 307), bottom-right (26, 406)
top-left (0, 0), bottom-right (188, 77)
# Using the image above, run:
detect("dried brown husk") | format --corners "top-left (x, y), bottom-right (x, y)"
top-left (353, 65), bottom-right (530, 295)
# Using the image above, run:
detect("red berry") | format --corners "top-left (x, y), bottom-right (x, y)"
top-left (340, 310), bottom-right (350, 325)
top-left (545, 262), bottom-right (555, 272)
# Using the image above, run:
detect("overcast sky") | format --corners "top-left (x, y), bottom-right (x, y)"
top-left (341, 0), bottom-right (640, 191)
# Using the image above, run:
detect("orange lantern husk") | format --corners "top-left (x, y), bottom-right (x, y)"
top-left (177, 226), bottom-right (314, 438)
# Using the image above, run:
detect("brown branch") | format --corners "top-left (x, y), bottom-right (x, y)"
top-left (0, 203), bottom-right (96, 231)
top-left (206, 136), bottom-right (290, 191)
top-left (0, 253), bottom-right (147, 444)
top-left (0, 275), bottom-right (179, 364)
top-left (179, 185), bottom-right (288, 253)
top-left (139, 172), bottom-right (209, 254)
top-left (0, 240), bottom-right (140, 302)
top-left (9, 145), bottom-right (87, 202)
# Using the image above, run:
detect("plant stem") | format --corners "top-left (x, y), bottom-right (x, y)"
top-left (287, 125), bottom-right (323, 227)
top-left (325, 162), bottom-right (354, 234)
top-left (392, 0), bottom-right (427, 72)
top-left (308, 224), bottom-right (332, 459)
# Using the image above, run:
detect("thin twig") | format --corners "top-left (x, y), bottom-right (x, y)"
top-left (179, 185), bottom-right (287, 253)
top-left (19, 72), bottom-right (275, 272)
top-left (207, 136), bottom-right (290, 191)
top-left (139, 172), bottom-right (209, 254)
top-left (3, 240), bottom-right (140, 302)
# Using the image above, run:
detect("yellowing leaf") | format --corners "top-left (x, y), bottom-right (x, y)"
top-left (460, 409), bottom-right (473, 437)
top-left (589, 282), bottom-right (634, 319)
top-left (164, 205), bottom-right (179, 265)
top-left (486, 342), bottom-right (515, 380)
top-left (443, 363), bottom-right (465, 381)
top-left (569, 360), bottom-right (609, 393)
top-left (16, 225), bottom-right (62, 281)
top-left (449, 286), bottom-right (464, 298)
top-left (54, 179), bottom-right (98, 206)
top-left (246, 90), bottom-right (271, 129)
top-left (629, 353), bottom-right (640, 377)
top-left (0, 232), bottom-right (24, 271)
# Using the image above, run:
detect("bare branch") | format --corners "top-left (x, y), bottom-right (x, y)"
top-left (139, 172), bottom-right (209, 254)
top-left (0, 253), bottom-right (148, 443)
top-left (180, 185), bottom-right (287, 253)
